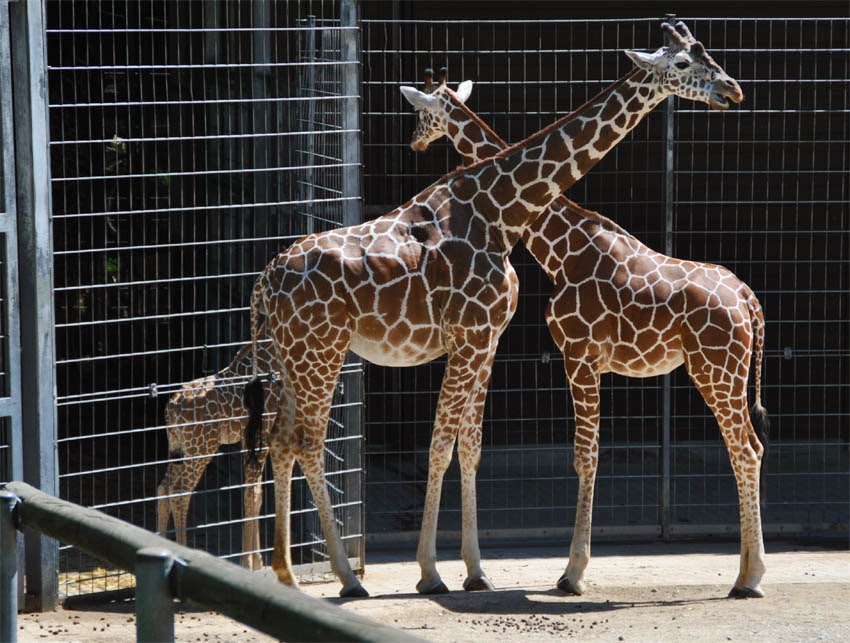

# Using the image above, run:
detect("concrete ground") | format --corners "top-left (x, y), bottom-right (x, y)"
top-left (15, 539), bottom-right (850, 642)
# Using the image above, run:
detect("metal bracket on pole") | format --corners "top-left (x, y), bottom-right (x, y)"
top-left (135, 547), bottom-right (175, 643)
top-left (1, 489), bottom-right (20, 643)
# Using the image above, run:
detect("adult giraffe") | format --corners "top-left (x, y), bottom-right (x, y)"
top-left (400, 36), bottom-right (767, 599)
top-left (245, 20), bottom-right (743, 597)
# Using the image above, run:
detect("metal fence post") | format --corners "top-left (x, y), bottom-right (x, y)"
top-left (135, 547), bottom-right (175, 643)
top-left (9, 0), bottom-right (59, 611)
top-left (659, 13), bottom-right (677, 541)
top-left (0, 489), bottom-right (19, 643)
top-left (340, 0), bottom-right (365, 567)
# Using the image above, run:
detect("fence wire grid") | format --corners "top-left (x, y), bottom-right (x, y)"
top-left (360, 13), bottom-right (849, 540)
top-left (14, 1), bottom-right (848, 602)
top-left (46, 0), bottom-right (363, 598)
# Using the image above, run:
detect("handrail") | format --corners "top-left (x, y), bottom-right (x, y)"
top-left (0, 481), bottom-right (423, 643)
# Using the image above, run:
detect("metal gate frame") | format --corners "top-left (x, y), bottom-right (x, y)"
top-left (9, 0), bottom-right (58, 611)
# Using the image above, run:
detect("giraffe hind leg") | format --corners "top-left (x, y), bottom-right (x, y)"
top-left (687, 360), bottom-right (766, 598)
top-left (557, 360), bottom-right (601, 596)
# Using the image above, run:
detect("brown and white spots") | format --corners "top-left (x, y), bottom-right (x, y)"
top-left (157, 325), bottom-right (287, 572)
top-left (404, 21), bottom-right (765, 600)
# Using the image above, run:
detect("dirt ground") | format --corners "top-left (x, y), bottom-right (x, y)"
top-left (15, 539), bottom-right (850, 642)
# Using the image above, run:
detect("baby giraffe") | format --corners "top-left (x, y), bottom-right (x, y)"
top-left (157, 324), bottom-right (290, 570)
top-left (401, 32), bottom-right (767, 598)
top-left (245, 20), bottom-right (743, 597)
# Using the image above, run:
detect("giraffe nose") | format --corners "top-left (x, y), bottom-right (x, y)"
top-left (718, 76), bottom-right (744, 104)
top-left (410, 138), bottom-right (429, 152)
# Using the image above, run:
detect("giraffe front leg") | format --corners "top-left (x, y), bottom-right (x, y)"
top-left (416, 429), bottom-right (455, 595)
top-left (457, 349), bottom-right (498, 592)
top-left (156, 466), bottom-right (173, 537)
top-left (169, 454), bottom-right (214, 547)
top-left (558, 360), bottom-right (601, 596)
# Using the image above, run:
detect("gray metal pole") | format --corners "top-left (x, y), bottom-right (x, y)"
top-left (303, 15), bottom-right (317, 235)
top-left (9, 0), bottom-right (59, 611)
top-left (340, 0), bottom-right (365, 570)
top-left (135, 547), bottom-right (175, 643)
top-left (0, 489), bottom-right (19, 643)
top-left (660, 14), bottom-right (677, 542)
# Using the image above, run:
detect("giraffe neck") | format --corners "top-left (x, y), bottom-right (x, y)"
top-left (450, 68), bottom-right (666, 248)
top-left (440, 92), bottom-right (638, 282)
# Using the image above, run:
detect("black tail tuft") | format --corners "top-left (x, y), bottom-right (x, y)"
top-left (750, 401), bottom-right (770, 509)
top-left (244, 377), bottom-right (265, 465)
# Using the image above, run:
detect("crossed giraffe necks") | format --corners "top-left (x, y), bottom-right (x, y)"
top-left (449, 68), bottom-right (665, 249)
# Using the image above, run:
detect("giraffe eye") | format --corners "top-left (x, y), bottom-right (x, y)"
top-left (674, 60), bottom-right (690, 70)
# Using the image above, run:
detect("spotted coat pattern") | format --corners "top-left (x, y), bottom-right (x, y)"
top-left (402, 22), bottom-right (767, 599)
top-left (157, 325), bottom-right (287, 571)
top-left (248, 20), bottom-right (747, 597)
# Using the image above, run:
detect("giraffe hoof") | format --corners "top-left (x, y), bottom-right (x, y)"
top-left (339, 583), bottom-right (369, 598)
top-left (556, 574), bottom-right (586, 596)
top-left (728, 585), bottom-right (764, 599)
top-left (463, 576), bottom-right (494, 592)
top-left (416, 579), bottom-right (450, 595)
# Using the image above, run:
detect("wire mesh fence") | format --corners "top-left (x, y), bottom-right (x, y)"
top-left (360, 13), bottom-right (849, 540)
top-left (46, 0), bottom-right (364, 598)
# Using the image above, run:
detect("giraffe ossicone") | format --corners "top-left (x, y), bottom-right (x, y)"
top-left (402, 22), bottom-right (767, 599)
top-left (246, 20), bottom-right (744, 598)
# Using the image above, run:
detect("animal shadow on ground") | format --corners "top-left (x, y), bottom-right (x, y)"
top-left (327, 587), bottom-right (726, 616)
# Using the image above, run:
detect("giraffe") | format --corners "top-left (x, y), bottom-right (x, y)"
top-left (400, 34), bottom-right (767, 598)
top-left (157, 324), bottom-right (290, 571)
top-left (244, 20), bottom-right (744, 597)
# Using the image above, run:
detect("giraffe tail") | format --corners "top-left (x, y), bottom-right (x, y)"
top-left (747, 293), bottom-right (770, 509)
top-left (244, 275), bottom-right (266, 465)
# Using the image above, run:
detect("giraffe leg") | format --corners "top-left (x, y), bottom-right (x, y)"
top-left (456, 347), bottom-right (499, 592)
top-left (156, 466), bottom-right (172, 537)
top-left (687, 358), bottom-right (766, 598)
top-left (416, 347), bottom-right (496, 594)
top-left (272, 345), bottom-right (366, 597)
top-left (269, 446), bottom-right (298, 586)
top-left (241, 446), bottom-right (268, 570)
top-left (557, 359), bottom-right (601, 596)
top-left (299, 444), bottom-right (368, 597)
top-left (169, 455), bottom-right (214, 547)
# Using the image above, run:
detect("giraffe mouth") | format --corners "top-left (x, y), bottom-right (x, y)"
top-left (709, 83), bottom-right (744, 111)
top-left (709, 92), bottom-right (731, 110)
top-left (410, 139), bottom-right (430, 152)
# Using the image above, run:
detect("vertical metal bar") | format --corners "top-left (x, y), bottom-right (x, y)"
top-left (9, 0), bottom-right (59, 610)
top-left (340, 0), bottom-right (365, 569)
top-left (659, 14), bottom-right (676, 542)
top-left (303, 15), bottom-right (317, 235)
top-left (0, 489), bottom-right (19, 642)
top-left (0, 0), bottom-right (23, 490)
top-left (135, 547), bottom-right (175, 643)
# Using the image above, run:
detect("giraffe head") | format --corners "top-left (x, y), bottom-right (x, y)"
top-left (625, 20), bottom-right (743, 110)
top-left (400, 67), bottom-right (473, 152)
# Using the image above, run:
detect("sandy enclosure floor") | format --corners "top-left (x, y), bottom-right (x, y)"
top-left (15, 540), bottom-right (850, 642)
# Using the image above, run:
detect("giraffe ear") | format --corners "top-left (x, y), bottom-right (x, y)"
top-left (625, 49), bottom-right (659, 71)
top-left (455, 80), bottom-right (473, 104)
top-left (400, 85), bottom-right (437, 110)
